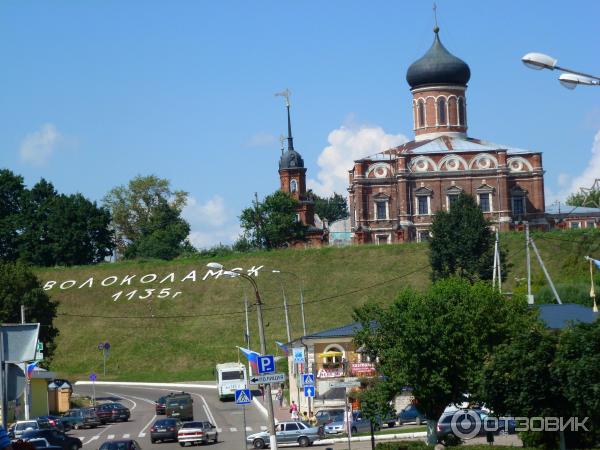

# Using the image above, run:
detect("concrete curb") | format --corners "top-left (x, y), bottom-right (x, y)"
top-left (316, 431), bottom-right (427, 444)
top-left (252, 397), bottom-right (269, 418)
top-left (74, 381), bottom-right (217, 389)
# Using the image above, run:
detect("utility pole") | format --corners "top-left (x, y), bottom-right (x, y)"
top-left (525, 223), bottom-right (533, 304)
top-left (21, 305), bottom-right (30, 420)
top-left (280, 285), bottom-right (291, 343)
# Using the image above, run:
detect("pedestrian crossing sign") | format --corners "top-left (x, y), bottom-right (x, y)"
top-left (235, 388), bottom-right (252, 405)
top-left (302, 374), bottom-right (314, 386)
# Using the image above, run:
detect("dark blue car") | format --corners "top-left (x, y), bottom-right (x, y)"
top-left (397, 404), bottom-right (427, 425)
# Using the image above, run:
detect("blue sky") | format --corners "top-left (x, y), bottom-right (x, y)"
top-left (1, 1), bottom-right (599, 248)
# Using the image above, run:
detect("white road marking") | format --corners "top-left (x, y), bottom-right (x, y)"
top-left (106, 391), bottom-right (137, 411)
top-left (230, 427), bottom-right (238, 432)
top-left (107, 435), bottom-right (115, 440)
top-left (260, 426), bottom-right (267, 431)
top-left (192, 393), bottom-right (218, 429)
top-left (245, 426), bottom-right (252, 431)
top-left (83, 436), bottom-right (99, 446)
top-left (138, 433), bottom-right (146, 438)
top-left (123, 434), bottom-right (130, 438)
top-left (216, 428), bottom-right (222, 433)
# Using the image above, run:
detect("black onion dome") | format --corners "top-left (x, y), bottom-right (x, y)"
top-left (406, 30), bottom-right (471, 89)
top-left (279, 149), bottom-right (304, 169)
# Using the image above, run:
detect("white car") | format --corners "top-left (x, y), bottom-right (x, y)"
top-left (11, 421), bottom-right (46, 439)
top-left (177, 421), bottom-right (218, 446)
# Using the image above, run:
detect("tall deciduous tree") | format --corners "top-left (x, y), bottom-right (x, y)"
top-left (0, 169), bottom-right (25, 261)
top-left (103, 175), bottom-right (190, 259)
top-left (429, 193), bottom-right (496, 282)
top-left (239, 191), bottom-right (307, 249)
top-left (354, 278), bottom-right (533, 445)
top-left (0, 262), bottom-right (58, 362)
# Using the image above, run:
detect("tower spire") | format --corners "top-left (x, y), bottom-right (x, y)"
top-left (433, 2), bottom-right (439, 33)
top-left (275, 88), bottom-right (294, 151)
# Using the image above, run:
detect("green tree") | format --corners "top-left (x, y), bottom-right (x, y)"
top-left (239, 191), bottom-right (307, 249)
top-left (125, 198), bottom-right (191, 260)
top-left (19, 180), bottom-right (114, 266)
top-left (354, 278), bottom-right (533, 445)
top-left (0, 262), bottom-right (58, 362)
top-left (358, 381), bottom-right (395, 449)
top-left (307, 191), bottom-right (349, 223)
top-left (429, 193), bottom-right (496, 282)
top-left (0, 169), bottom-right (26, 261)
top-left (103, 175), bottom-right (189, 259)
top-left (566, 189), bottom-right (600, 208)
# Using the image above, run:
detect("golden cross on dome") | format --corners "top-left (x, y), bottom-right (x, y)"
top-left (433, 2), bottom-right (439, 33)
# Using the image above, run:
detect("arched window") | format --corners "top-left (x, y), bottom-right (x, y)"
top-left (437, 97), bottom-right (447, 125)
top-left (290, 179), bottom-right (298, 193)
top-left (458, 97), bottom-right (466, 126)
top-left (417, 100), bottom-right (425, 128)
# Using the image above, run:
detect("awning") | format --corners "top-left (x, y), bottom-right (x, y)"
top-left (319, 351), bottom-right (343, 358)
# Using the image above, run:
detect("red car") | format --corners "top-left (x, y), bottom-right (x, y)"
top-left (155, 396), bottom-right (167, 415)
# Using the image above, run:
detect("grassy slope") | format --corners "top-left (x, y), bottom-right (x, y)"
top-left (36, 230), bottom-right (600, 382)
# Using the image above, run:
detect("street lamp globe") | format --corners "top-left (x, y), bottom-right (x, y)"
top-left (559, 73), bottom-right (598, 89)
top-left (521, 52), bottom-right (557, 71)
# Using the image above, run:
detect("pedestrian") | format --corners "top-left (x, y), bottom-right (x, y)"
top-left (344, 406), bottom-right (353, 435)
top-left (309, 411), bottom-right (318, 427)
top-left (302, 411), bottom-right (309, 422)
top-left (289, 400), bottom-right (299, 421)
top-left (276, 386), bottom-right (284, 408)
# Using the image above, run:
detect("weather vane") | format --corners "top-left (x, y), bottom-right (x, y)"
top-left (433, 2), bottom-right (439, 33)
top-left (275, 88), bottom-right (291, 107)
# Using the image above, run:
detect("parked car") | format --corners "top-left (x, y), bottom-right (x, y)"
top-left (26, 437), bottom-right (64, 450)
top-left (436, 409), bottom-right (515, 441)
top-left (150, 418), bottom-right (182, 444)
top-left (314, 408), bottom-right (345, 426)
top-left (177, 421), bottom-right (218, 446)
top-left (61, 408), bottom-right (101, 430)
top-left (324, 411), bottom-right (379, 435)
top-left (98, 440), bottom-right (142, 450)
top-left (91, 406), bottom-right (113, 425)
top-left (10, 420), bottom-right (51, 439)
top-left (247, 421), bottom-right (323, 448)
top-left (97, 403), bottom-right (131, 422)
top-left (155, 396), bottom-right (167, 415)
top-left (397, 404), bottom-right (427, 425)
top-left (36, 416), bottom-right (69, 432)
top-left (21, 429), bottom-right (82, 450)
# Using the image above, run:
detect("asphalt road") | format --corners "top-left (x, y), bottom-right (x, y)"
top-left (73, 382), bottom-right (268, 450)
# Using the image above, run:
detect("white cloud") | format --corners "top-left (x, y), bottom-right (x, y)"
top-left (19, 123), bottom-right (63, 165)
top-left (567, 130), bottom-right (600, 196)
top-left (182, 195), bottom-right (242, 249)
top-left (246, 131), bottom-right (278, 148)
top-left (308, 124), bottom-right (409, 196)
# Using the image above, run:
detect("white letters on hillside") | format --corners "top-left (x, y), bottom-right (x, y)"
top-left (42, 266), bottom-right (264, 301)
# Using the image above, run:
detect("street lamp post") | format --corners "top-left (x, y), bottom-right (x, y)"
top-left (272, 270), bottom-right (307, 337)
top-left (207, 263), bottom-right (278, 450)
top-left (521, 52), bottom-right (600, 89)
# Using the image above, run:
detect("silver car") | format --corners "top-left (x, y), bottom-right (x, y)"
top-left (247, 421), bottom-right (323, 448)
top-left (324, 412), bottom-right (379, 435)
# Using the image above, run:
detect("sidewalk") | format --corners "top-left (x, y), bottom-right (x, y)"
top-left (257, 390), bottom-right (292, 422)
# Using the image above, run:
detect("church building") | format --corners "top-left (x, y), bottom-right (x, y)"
top-left (277, 93), bottom-right (328, 247)
top-left (349, 27), bottom-right (546, 244)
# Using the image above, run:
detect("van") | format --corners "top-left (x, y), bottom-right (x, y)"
top-left (165, 392), bottom-right (193, 421)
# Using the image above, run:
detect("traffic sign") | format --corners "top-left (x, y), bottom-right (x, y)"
top-left (103, 342), bottom-right (110, 350)
top-left (293, 347), bottom-right (305, 364)
top-left (257, 355), bottom-right (275, 374)
top-left (235, 389), bottom-right (252, 405)
top-left (302, 374), bottom-right (314, 386)
top-left (303, 385), bottom-right (315, 398)
top-left (89, 373), bottom-right (97, 381)
top-left (249, 372), bottom-right (285, 384)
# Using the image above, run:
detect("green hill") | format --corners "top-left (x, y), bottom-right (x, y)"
top-left (36, 230), bottom-right (600, 382)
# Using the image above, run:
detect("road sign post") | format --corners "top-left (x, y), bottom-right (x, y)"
top-left (257, 355), bottom-right (275, 374)
top-left (235, 389), bottom-right (252, 450)
top-left (89, 373), bottom-right (97, 405)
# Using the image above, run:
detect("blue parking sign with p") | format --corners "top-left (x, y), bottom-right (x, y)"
top-left (235, 389), bottom-right (252, 405)
top-left (257, 355), bottom-right (275, 374)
